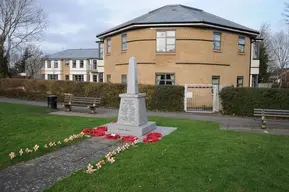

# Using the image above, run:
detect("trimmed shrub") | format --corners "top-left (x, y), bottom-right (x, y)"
top-left (220, 87), bottom-right (289, 116)
top-left (0, 79), bottom-right (184, 112)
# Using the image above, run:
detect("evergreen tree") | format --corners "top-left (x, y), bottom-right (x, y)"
top-left (258, 42), bottom-right (269, 83)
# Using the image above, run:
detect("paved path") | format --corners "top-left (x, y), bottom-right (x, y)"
top-left (1, 97), bottom-right (288, 135)
top-left (0, 137), bottom-right (116, 192)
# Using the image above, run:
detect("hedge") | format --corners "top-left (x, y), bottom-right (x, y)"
top-left (220, 87), bottom-right (289, 116)
top-left (0, 78), bottom-right (184, 112)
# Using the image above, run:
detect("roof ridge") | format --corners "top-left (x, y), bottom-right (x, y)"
top-left (179, 4), bottom-right (203, 12)
top-left (66, 48), bottom-right (98, 50)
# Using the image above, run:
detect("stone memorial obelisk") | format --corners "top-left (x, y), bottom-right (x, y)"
top-left (109, 57), bottom-right (156, 137)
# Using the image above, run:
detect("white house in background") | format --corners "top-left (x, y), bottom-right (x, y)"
top-left (250, 39), bottom-right (262, 88)
top-left (43, 48), bottom-right (104, 82)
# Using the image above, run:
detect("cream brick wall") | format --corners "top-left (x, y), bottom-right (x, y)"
top-left (103, 27), bottom-right (251, 86)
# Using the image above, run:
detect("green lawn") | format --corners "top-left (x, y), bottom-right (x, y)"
top-left (0, 102), bottom-right (113, 168)
top-left (46, 117), bottom-right (289, 192)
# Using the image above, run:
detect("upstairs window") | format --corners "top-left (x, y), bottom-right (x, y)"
top-left (65, 75), bottom-right (69, 80)
top-left (107, 38), bottom-right (111, 54)
top-left (72, 60), bottom-right (76, 68)
top-left (80, 60), bottom-right (84, 68)
top-left (93, 60), bottom-right (97, 70)
top-left (238, 36), bottom-right (245, 53)
top-left (65, 60), bottom-right (69, 66)
top-left (156, 73), bottom-right (175, 85)
top-left (213, 32), bottom-right (221, 50)
top-left (47, 61), bottom-right (51, 68)
top-left (99, 43), bottom-right (103, 59)
top-left (237, 76), bottom-right (244, 87)
top-left (121, 34), bottom-right (127, 51)
top-left (156, 30), bottom-right (176, 52)
top-left (253, 41), bottom-right (260, 60)
top-left (54, 60), bottom-right (58, 68)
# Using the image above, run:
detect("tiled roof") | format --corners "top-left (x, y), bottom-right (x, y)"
top-left (47, 49), bottom-right (99, 59)
top-left (97, 4), bottom-right (259, 38)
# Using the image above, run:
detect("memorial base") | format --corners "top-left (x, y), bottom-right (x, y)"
top-left (108, 121), bottom-right (156, 137)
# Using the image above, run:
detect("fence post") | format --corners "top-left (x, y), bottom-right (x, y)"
top-left (213, 85), bottom-right (218, 112)
top-left (184, 84), bottom-right (187, 112)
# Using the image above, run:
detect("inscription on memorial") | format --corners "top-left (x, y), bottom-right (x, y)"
top-left (119, 99), bottom-right (136, 124)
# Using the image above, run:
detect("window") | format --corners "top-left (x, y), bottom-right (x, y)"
top-left (238, 36), bottom-right (245, 53)
top-left (107, 74), bottom-right (111, 83)
top-left (252, 74), bottom-right (258, 88)
top-left (121, 34), bottom-right (127, 51)
top-left (72, 60), bottom-right (76, 68)
top-left (121, 74), bottom-right (127, 84)
top-left (212, 76), bottom-right (220, 92)
top-left (48, 74), bottom-right (58, 80)
top-left (47, 61), bottom-right (51, 68)
top-left (155, 73), bottom-right (175, 85)
top-left (93, 60), bottom-right (97, 70)
top-left (93, 75), bottom-right (98, 82)
top-left (237, 76), bottom-right (244, 87)
top-left (156, 30), bottom-right (176, 52)
top-left (73, 75), bottom-right (84, 82)
top-left (99, 43), bottom-right (103, 59)
top-left (54, 60), bottom-right (58, 68)
top-left (99, 73), bottom-right (103, 82)
top-left (65, 60), bottom-right (69, 66)
top-left (212, 76), bottom-right (220, 86)
top-left (107, 38), bottom-right (111, 54)
top-left (213, 32), bottom-right (221, 50)
top-left (253, 41), bottom-right (260, 60)
top-left (80, 60), bottom-right (84, 68)
top-left (65, 75), bottom-right (69, 81)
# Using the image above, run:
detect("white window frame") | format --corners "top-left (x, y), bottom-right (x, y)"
top-left (107, 38), bottom-right (111, 54)
top-left (155, 73), bottom-right (175, 85)
top-left (73, 75), bottom-right (84, 82)
top-left (121, 34), bottom-right (127, 51)
top-left (54, 60), bottom-right (58, 68)
top-left (156, 30), bottom-right (176, 53)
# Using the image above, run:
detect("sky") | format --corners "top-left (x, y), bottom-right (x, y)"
top-left (37, 0), bottom-right (288, 54)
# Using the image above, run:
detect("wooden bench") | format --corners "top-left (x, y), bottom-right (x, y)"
top-left (64, 94), bottom-right (101, 113)
top-left (254, 108), bottom-right (289, 129)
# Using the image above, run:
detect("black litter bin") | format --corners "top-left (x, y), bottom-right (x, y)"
top-left (48, 95), bottom-right (57, 109)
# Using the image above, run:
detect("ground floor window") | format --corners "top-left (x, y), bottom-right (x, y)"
top-left (73, 75), bottom-right (84, 82)
top-left (212, 76), bottom-right (220, 86)
top-left (107, 74), bottom-right (111, 83)
top-left (155, 73), bottom-right (175, 85)
top-left (48, 74), bottom-right (58, 80)
top-left (99, 73), bottom-right (103, 82)
top-left (93, 75), bottom-right (98, 82)
top-left (121, 74), bottom-right (127, 84)
top-left (65, 75), bottom-right (69, 81)
top-left (237, 76), bottom-right (244, 87)
top-left (252, 74), bottom-right (258, 88)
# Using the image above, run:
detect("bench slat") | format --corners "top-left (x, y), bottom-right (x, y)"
top-left (254, 109), bottom-right (289, 112)
top-left (254, 114), bottom-right (289, 117)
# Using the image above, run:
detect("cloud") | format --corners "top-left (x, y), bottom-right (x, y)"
top-left (38, 0), bottom-right (285, 54)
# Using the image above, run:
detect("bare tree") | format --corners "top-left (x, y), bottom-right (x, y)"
top-left (0, 0), bottom-right (47, 77)
top-left (270, 30), bottom-right (289, 87)
top-left (25, 45), bottom-right (44, 78)
top-left (284, 1), bottom-right (289, 25)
